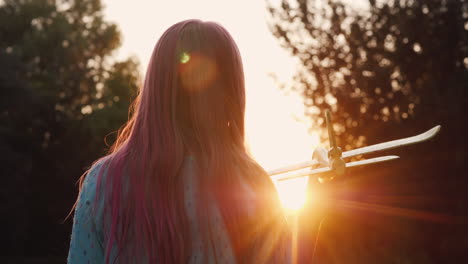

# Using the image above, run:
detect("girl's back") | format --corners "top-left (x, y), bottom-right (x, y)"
top-left (67, 19), bottom-right (291, 264)
top-left (69, 156), bottom-right (245, 263)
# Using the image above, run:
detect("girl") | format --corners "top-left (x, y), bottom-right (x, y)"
top-left (68, 19), bottom-right (305, 264)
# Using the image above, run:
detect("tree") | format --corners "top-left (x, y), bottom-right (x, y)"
top-left (0, 0), bottom-right (139, 258)
top-left (267, 0), bottom-right (467, 263)
top-left (267, 0), bottom-right (466, 147)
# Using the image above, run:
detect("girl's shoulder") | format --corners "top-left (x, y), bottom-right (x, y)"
top-left (82, 156), bottom-right (111, 190)
top-left (68, 158), bottom-right (109, 263)
top-left (77, 156), bottom-right (111, 220)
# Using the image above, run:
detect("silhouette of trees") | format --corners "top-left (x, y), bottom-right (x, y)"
top-left (267, 0), bottom-right (467, 263)
top-left (267, 0), bottom-right (466, 148)
top-left (0, 0), bottom-right (139, 259)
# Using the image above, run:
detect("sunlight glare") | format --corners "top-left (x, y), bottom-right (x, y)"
top-left (275, 177), bottom-right (309, 212)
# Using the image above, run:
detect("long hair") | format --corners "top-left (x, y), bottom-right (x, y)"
top-left (83, 19), bottom-right (289, 263)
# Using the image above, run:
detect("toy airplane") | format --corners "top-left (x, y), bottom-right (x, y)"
top-left (269, 110), bottom-right (441, 182)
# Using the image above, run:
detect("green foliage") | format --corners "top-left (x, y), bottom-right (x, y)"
top-left (0, 0), bottom-right (139, 257)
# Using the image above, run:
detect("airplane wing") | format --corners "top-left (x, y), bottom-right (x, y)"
top-left (276, 155), bottom-right (400, 181)
top-left (268, 126), bottom-right (440, 176)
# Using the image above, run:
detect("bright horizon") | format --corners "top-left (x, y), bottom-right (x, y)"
top-left (102, 0), bottom-right (321, 210)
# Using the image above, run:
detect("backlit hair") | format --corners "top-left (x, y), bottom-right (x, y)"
top-left (83, 19), bottom-right (289, 263)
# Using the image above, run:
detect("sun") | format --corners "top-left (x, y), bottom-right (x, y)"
top-left (274, 176), bottom-right (309, 212)
top-left (245, 116), bottom-right (318, 212)
top-left (246, 116), bottom-right (321, 212)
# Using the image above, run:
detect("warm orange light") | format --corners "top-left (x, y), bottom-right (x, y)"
top-left (251, 129), bottom-right (319, 212)
top-left (247, 124), bottom-right (320, 212)
top-left (179, 53), bottom-right (217, 92)
top-left (274, 177), bottom-right (308, 212)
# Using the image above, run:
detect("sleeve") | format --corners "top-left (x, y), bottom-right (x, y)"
top-left (67, 164), bottom-right (105, 264)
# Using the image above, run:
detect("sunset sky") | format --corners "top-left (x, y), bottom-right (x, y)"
top-left (101, 0), bottom-right (321, 209)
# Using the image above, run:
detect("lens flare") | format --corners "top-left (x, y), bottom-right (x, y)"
top-left (178, 52), bottom-right (217, 91)
top-left (180, 52), bottom-right (190, 64)
top-left (274, 177), bottom-right (308, 212)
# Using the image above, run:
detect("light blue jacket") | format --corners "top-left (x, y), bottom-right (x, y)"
top-left (67, 156), bottom-right (291, 263)
top-left (67, 156), bottom-right (240, 264)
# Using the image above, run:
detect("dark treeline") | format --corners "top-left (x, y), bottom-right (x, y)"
top-left (0, 0), bottom-right (138, 261)
top-left (268, 0), bottom-right (467, 263)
